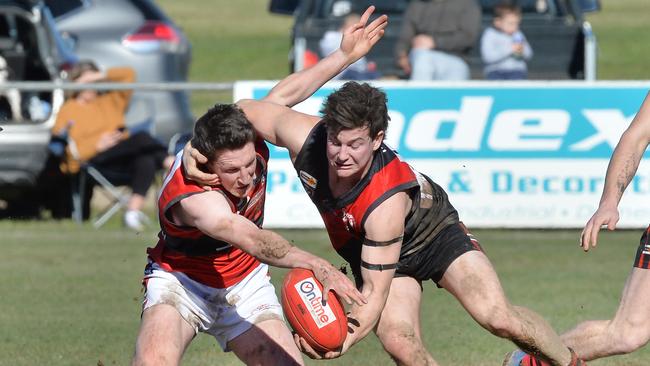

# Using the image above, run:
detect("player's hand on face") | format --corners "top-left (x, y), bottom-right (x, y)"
top-left (580, 205), bottom-right (619, 252)
top-left (181, 141), bottom-right (220, 190)
top-left (340, 6), bottom-right (388, 63)
top-left (314, 263), bottom-right (367, 306)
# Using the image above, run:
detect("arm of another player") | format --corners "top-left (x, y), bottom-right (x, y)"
top-left (174, 191), bottom-right (366, 306)
top-left (234, 6), bottom-right (387, 157)
top-left (179, 102), bottom-right (319, 186)
top-left (264, 6), bottom-right (387, 108)
top-left (581, 92), bottom-right (650, 251)
top-left (180, 7), bottom-right (387, 183)
top-left (301, 193), bottom-right (409, 359)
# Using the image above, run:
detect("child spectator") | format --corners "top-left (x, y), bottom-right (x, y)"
top-left (319, 13), bottom-right (380, 80)
top-left (480, 4), bottom-right (533, 80)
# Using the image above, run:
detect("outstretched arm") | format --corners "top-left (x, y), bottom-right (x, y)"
top-left (265, 5), bottom-right (387, 108)
top-left (235, 7), bottom-right (387, 158)
top-left (581, 92), bottom-right (650, 251)
top-left (173, 191), bottom-right (366, 306)
top-left (298, 193), bottom-right (409, 359)
top-left (182, 6), bottom-right (387, 183)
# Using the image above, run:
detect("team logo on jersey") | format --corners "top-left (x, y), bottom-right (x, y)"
top-left (299, 170), bottom-right (318, 189)
top-left (341, 210), bottom-right (356, 232)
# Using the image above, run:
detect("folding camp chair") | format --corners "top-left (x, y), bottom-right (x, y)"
top-left (73, 164), bottom-right (132, 227)
top-left (66, 137), bottom-right (133, 228)
top-left (47, 132), bottom-right (130, 226)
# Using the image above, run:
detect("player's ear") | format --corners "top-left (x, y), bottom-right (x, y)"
top-left (371, 131), bottom-right (384, 151)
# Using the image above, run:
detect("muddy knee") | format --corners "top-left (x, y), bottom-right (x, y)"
top-left (474, 305), bottom-right (517, 339)
top-left (377, 324), bottom-right (432, 366)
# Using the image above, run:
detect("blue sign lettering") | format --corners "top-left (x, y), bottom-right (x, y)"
top-left (252, 85), bottom-right (648, 159)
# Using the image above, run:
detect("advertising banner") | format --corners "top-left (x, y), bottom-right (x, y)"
top-left (235, 81), bottom-right (650, 228)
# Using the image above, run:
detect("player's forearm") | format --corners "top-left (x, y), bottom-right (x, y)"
top-left (265, 50), bottom-right (352, 108)
top-left (200, 215), bottom-right (303, 268)
top-left (344, 280), bottom-right (391, 347)
top-left (246, 229), bottom-right (298, 267)
top-left (248, 229), bottom-right (330, 271)
top-left (602, 93), bottom-right (650, 206)
top-left (599, 131), bottom-right (645, 207)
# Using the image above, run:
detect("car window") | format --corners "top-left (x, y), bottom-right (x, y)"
top-left (0, 14), bottom-right (14, 38)
top-left (44, 0), bottom-right (85, 18)
top-left (480, 0), bottom-right (558, 15)
top-left (318, 0), bottom-right (411, 18)
top-left (348, 0), bottom-right (411, 14)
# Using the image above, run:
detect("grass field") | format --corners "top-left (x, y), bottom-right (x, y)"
top-left (3, 1), bottom-right (650, 365)
top-left (1, 221), bottom-right (650, 365)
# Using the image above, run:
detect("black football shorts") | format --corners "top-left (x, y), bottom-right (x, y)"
top-left (396, 222), bottom-right (484, 284)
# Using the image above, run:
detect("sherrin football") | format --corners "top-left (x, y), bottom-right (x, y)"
top-left (281, 268), bottom-right (347, 353)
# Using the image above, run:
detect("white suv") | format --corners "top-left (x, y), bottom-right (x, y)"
top-left (0, 0), bottom-right (77, 200)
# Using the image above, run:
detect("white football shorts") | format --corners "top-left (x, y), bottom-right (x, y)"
top-left (142, 261), bottom-right (284, 351)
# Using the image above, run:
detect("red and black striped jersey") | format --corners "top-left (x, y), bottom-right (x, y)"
top-left (293, 122), bottom-right (459, 278)
top-left (146, 139), bottom-right (269, 288)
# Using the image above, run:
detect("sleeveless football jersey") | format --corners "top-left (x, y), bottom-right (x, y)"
top-left (147, 139), bottom-right (269, 288)
top-left (293, 122), bottom-right (459, 277)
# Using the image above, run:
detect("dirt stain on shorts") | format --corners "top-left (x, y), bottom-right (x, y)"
top-left (157, 284), bottom-right (201, 330)
top-left (253, 312), bottom-right (283, 325)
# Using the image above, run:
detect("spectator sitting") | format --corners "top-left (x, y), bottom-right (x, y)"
top-left (319, 13), bottom-right (380, 80)
top-left (394, 0), bottom-right (481, 81)
top-left (51, 61), bottom-right (173, 231)
top-left (480, 3), bottom-right (533, 80)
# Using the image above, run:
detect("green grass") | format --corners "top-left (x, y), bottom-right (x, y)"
top-left (157, 0), bottom-right (294, 111)
top-left (585, 0), bottom-right (650, 79)
top-left (3, 1), bottom-right (650, 365)
top-left (1, 222), bottom-right (649, 365)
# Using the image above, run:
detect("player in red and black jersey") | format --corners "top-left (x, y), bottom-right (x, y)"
top-left (292, 119), bottom-right (468, 287)
top-left (184, 13), bottom-right (584, 366)
top-left (132, 104), bottom-right (364, 366)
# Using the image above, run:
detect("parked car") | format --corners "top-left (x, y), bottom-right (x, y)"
top-left (270, 0), bottom-right (601, 80)
top-left (0, 0), bottom-right (77, 201)
top-left (0, 0), bottom-right (193, 217)
top-left (46, 0), bottom-right (194, 143)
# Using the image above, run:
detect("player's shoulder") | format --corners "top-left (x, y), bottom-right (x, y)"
top-left (364, 191), bottom-right (411, 227)
top-left (180, 190), bottom-right (232, 215)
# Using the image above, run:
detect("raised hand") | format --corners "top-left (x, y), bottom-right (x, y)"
top-left (339, 6), bottom-right (388, 64)
top-left (580, 204), bottom-right (620, 252)
top-left (75, 70), bottom-right (105, 84)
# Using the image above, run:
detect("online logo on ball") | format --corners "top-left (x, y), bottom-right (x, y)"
top-left (295, 277), bottom-right (336, 329)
